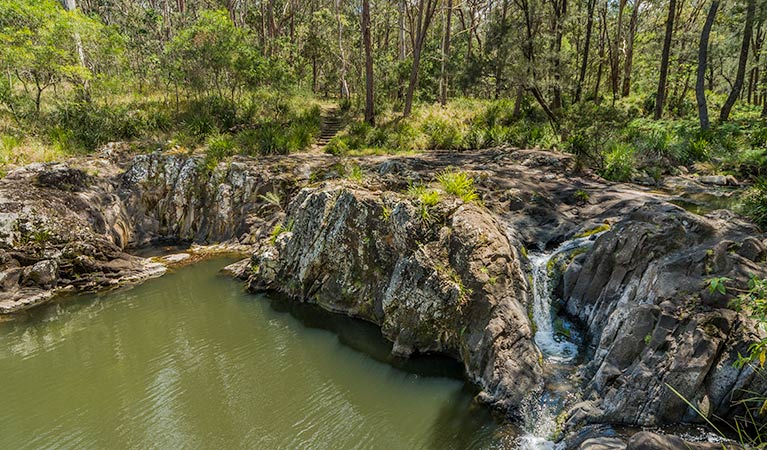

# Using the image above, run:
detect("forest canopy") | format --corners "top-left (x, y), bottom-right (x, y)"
top-left (1, 0), bottom-right (767, 189)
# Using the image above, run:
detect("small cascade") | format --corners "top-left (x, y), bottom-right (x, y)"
top-left (514, 235), bottom-right (602, 450)
top-left (528, 237), bottom-right (593, 362)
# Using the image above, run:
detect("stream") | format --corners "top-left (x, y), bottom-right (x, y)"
top-left (515, 237), bottom-right (596, 450)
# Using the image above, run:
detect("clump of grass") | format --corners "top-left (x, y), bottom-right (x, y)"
top-left (408, 183), bottom-right (442, 223)
top-left (203, 133), bottom-right (238, 171)
top-left (324, 137), bottom-right (349, 155)
top-left (601, 143), bottom-right (637, 182)
top-left (344, 163), bottom-right (364, 183)
top-left (574, 189), bottom-right (590, 203)
top-left (436, 168), bottom-right (480, 204)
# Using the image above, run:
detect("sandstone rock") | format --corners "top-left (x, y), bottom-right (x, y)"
top-left (161, 253), bottom-right (191, 264)
top-left (698, 175), bottom-right (728, 186)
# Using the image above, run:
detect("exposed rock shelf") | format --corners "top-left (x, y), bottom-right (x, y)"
top-left (0, 146), bottom-right (764, 446)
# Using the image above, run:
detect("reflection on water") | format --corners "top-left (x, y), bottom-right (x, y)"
top-left (669, 191), bottom-right (742, 215)
top-left (0, 258), bottom-right (501, 450)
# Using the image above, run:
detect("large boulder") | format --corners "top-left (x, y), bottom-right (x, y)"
top-left (248, 185), bottom-right (543, 415)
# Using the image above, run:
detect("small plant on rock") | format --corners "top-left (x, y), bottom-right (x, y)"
top-left (269, 219), bottom-right (294, 245)
top-left (408, 183), bottom-right (442, 223)
top-left (259, 191), bottom-right (282, 210)
top-left (436, 168), bottom-right (479, 204)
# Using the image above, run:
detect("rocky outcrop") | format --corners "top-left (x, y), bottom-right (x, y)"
top-left (0, 151), bottom-right (338, 313)
top-left (0, 160), bottom-right (166, 313)
top-left (0, 146), bottom-right (765, 440)
top-left (560, 202), bottom-right (767, 426)
top-left (118, 153), bottom-right (305, 245)
top-left (247, 184), bottom-right (543, 415)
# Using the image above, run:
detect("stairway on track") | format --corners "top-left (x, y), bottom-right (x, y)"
top-left (317, 107), bottom-right (344, 146)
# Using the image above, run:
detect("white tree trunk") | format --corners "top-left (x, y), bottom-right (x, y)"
top-left (63, 0), bottom-right (89, 97)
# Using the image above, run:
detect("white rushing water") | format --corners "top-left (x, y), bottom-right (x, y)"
top-left (514, 235), bottom-right (601, 450)
top-left (528, 237), bottom-right (593, 363)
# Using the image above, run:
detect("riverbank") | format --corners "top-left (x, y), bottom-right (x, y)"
top-left (0, 146), bottom-right (763, 448)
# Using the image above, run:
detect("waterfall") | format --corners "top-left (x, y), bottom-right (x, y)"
top-left (528, 237), bottom-right (593, 363)
top-left (513, 234), bottom-right (602, 450)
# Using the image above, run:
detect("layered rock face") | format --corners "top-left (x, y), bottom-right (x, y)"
top-left (0, 152), bottom-right (325, 312)
top-left (118, 153), bottom-right (308, 245)
top-left (248, 185), bottom-right (542, 413)
top-left (0, 161), bottom-right (163, 312)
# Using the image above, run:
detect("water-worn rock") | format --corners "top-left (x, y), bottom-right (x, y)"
top-left (562, 202), bottom-right (767, 426)
top-left (248, 185), bottom-right (543, 416)
top-left (580, 437), bottom-right (626, 450)
top-left (0, 161), bottom-right (167, 312)
top-left (626, 431), bottom-right (740, 450)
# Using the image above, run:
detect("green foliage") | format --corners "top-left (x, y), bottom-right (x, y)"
top-left (269, 219), bottom-right (294, 245)
top-left (408, 183), bottom-right (442, 223)
top-left (344, 163), bottom-right (364, 183)
top-left (601, 143), bottom-right (636, 182)
top-left (165, 10), bottom-right (261, 98)
top-left (325, 137), bottom-right (349, 155)
top-left (707, 276), bottom-right (731, 295)
top-left (436, 169), bottom-right (480, 204)
top-left (203, 133), bottom-right (238, 171)
top-left (259, 191), bottom-right (282, 209)
top-left (742, 180), bottom-right (767, 228)
top-left (574, 190), bottom-right (590, 203)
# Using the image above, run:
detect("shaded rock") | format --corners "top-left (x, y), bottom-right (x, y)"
top-left (35, 165), bottom-right (91, 192)
top-left (22, 260), bottom-right (58, 288)
top-left (561, 424), bottom-right (619, 450)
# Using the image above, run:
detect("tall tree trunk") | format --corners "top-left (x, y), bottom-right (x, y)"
top-left (654, 0), bottom-right (676, 119)
top-left (551, 0), bottom-right (567, 109)
top-left (494, 0), bottom-right (511, 99)
top-left (621, 0), bottom-right (641, 97)
top-left (398, 0), bottom-right (406, 60)
top-left (336, 0), bottom-right (350, 102)
top-left (439, 0), bottom-right (453, 105)
top-left (403, 0), bottom-right (438, 116)
top-left (720, 0), bottom-right (756, 122)
top-left (63, 0), bottom-right (90, 100)
top-left (610, 0), bottom-right (626, 103)
top-left (696, 0), bottom-right (718, 130)
top-left (595, 1), bottom-right (608, 103)
top-left (362, 0), bottom-right (375, 124)
top-left (575, 0), bottom-right (596, 102)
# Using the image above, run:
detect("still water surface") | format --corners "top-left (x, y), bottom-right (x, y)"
top-left (0, 258), bottom-right (501, 449)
